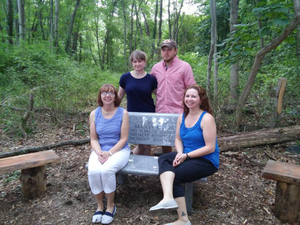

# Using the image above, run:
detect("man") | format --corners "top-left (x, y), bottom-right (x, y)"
top-left (151, 39), bottom-right (196, 153)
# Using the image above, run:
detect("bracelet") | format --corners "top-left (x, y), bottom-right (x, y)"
top-left (186, 153), bottom-right (190, 160)
top-left (109, 151), bottom-right (113, 156)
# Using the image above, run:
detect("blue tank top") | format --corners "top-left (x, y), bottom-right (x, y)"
top-left (94, 106), bottom-right (129, 152)
top-left (180, 111), bottom-right (219, 169)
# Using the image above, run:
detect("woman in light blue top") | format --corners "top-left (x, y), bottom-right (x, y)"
top-left (150, 84), bottom-right (219, 225)
top-left (88, 84), bottom-right (130, 224)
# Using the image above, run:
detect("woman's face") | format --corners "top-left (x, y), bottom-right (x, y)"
top-left (100, 88), bottom-right (115, 105)
top-left (132, 58), bottom-right (146, 72)
top-left (184, 88), bottom-right (201, 109)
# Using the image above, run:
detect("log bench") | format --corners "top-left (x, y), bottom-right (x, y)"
top-left (98, 112), bottom-right (208, 214)
top-left (262, 160), bottom-right (300, 223)
top-left (0, 150), bottom-right (60, 199)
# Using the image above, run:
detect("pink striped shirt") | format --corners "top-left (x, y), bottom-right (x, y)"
top-left (151, 56), bottom-right (196, 113)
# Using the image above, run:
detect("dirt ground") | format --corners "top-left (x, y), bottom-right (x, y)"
top-left (0, 112), bottom-right (299, 225)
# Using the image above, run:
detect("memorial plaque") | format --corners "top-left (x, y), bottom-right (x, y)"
top-left (128, 112), bottom-right (179, 146)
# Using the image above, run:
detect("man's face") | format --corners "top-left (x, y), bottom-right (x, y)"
top-left (161, 46), bottom-right (177, 63)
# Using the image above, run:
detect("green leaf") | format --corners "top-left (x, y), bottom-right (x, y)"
top-left (272, 19), bottom-right (289, 26)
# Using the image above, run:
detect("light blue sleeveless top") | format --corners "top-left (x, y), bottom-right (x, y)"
top-left (180, 111), bottom-right (219, 169)
top-left (94, 106), bottom-right (129, 152)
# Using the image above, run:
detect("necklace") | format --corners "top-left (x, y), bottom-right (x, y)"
top-left (101, 107), bottom-right (115, 116)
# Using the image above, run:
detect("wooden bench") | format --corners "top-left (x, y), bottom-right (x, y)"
top-left (119, 112), bottom-right (208, 214)
top-left (262, 160), bottom-right (300, 223)
top-left (0, 150), bottom-right (60, 199)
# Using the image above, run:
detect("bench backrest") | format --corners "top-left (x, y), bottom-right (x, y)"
top-left (128, 112), bottom-right (179, 146)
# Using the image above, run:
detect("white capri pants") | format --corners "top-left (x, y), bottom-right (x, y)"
top-left (88, 148), bottom-right (130, 195)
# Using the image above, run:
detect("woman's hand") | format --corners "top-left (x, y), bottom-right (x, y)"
top-left (97, 151), bottom-right (110, 164)
top-left (173, 152), bottom-right (187, 167)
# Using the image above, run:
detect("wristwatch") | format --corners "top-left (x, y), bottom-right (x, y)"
top-left (109, 151), bottom-right (113, 156)
top-left (186, 153), bottom-right (190, 160)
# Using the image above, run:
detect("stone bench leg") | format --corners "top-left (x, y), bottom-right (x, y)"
top-left (116, 174), bottom-right (128, 185)
top-left (20, 166), bottom-right (47, 199)
top-left (185, 182), bottom-right (194, 215)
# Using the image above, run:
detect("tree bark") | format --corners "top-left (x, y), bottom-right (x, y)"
top-left (229, 0), bottom-right (240, 105)
top-left (235, 1), bottom-right (300, 127)
top-left (65, 0), bottom-right (81, 54)
top-left (218, 125), bottom-right (300, 151)
top-left (17, 0), bottom-right (25, 42)
top-left (151, 0), bottom-right (159, 59)
top-left (122, 0), bottom-right (127, 70)
top-left (168, 0), bottom-right (171, 39)
top-left (209, 0), bottom-right (218, 107)
top-left (6, 0), bottom-right (14, 44)
top-left (54, 0), bottom-right (59, 49)
top-left (50, 0), bottom-right (54, 45)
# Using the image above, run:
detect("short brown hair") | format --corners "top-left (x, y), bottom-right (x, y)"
top-left (97, 84), bottom-right (121, 107)
top-left (129, 50), bottom-right (147, 66)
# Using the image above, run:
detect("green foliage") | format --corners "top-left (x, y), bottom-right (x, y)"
top-left (0, 41), bottom-right (120, 137)
top-left (3, 170), bottom-right (20, 183)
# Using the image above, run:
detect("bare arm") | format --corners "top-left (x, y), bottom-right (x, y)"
top-left (89, 110), bottom-right (102, 154)
top-left (173, 114), bottom-right (187, 167)
top-left (174, 114), bottom-right (183, 153)
top-left (118, 86), bottom-right (126, 100)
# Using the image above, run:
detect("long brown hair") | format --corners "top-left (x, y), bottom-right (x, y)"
top-left (183, 84), bottom-right (213, 117)
top-left (97, 84), bottom-right (121, 107)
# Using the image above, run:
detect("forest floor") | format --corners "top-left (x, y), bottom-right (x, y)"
top-left (0, 111), bottom-right (299, 225)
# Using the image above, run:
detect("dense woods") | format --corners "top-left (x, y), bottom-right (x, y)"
top-left (0, 0), bottom-right (299, 138)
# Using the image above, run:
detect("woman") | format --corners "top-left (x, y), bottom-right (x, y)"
top-left (149, 84), bottom-right (219, 225)
top-left (118, 50), bottom-right (157, 155)
top-left (88, 84), bottom-right (130, 224)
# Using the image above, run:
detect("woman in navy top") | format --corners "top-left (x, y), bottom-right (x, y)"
top-left (118, 50), bottom-right (157, 155)
top-left (150, 84), bottom-right (219, 225)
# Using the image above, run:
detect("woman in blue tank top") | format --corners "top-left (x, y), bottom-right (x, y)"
top-left (88, 84), bottom-right (130, 224)
top-left (150, 84), bottom-right (219, 225)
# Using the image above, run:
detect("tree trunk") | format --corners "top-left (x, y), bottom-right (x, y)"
top-left (256, 0), bottom-right (265, 48)
top-left (168, 0), bottom-right (171, 39)
top-left (130, 1), bottom-right (134, 53)
top-left (6, 0), bottom-right (14, 44)
top-left (14, 0), bottom-right (19, 44)
top-left (50, 0), bottom-right (53, 45)
top-left (151, 0), bottom-right (158, 59)
top-left (210, 0), bottom-right (218, 107)
top-left (38, 0), bottom-right (46, 41)
top-left (173, 0), bottom-right (184, 43)
top-left (54, 0), bottom-right (59, 49)
top-left (122, 0), bottom-right (127, 71)
top-left (229, 0), bottom-right (240, 105)
top-left (206, 45), bottom-right (213, 97)
top-left (235, 1), bottom-right (300, 127)
top-left (218, 125), bottom-right (300, 151)
top-left (17, 0), bottom-right (25, 42)
top-left (65, 0), bottom-right (81, 54)
top-left (141, 11), bottom-right (150, 37)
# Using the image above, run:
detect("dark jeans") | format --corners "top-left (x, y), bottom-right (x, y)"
top-left (158, 152), bottom-right (218, 198)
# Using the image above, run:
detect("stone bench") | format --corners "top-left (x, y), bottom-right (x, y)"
top-left (119, 112), bottom-right (207, 214)
top-left (262, 160), bottom-right (300, 223)
top-left (0, 150), bottom-right (60, 198)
